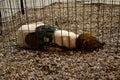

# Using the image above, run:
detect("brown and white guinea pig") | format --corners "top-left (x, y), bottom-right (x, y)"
top-left (43, 29), bottom-right (83, 49)
top-left (45, 31), bottom-right (105, 51)
top-left (43, 28), bottom-right (105, 51)
top-left (76, 33), bottom-right (105, 52)
top-left (16, 22), bottom-right (44, 49)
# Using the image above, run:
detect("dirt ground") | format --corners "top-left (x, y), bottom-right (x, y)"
top-left (0, 2), bottom-right (120, 79)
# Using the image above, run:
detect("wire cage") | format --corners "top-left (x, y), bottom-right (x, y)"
top-left (0, 0), bottom-right (120, 54)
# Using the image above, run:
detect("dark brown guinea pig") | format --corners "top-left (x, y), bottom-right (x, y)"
top-left (76, 33), bottom-right (105, 52)
top-left (25, 32), bottom-right (44, 49)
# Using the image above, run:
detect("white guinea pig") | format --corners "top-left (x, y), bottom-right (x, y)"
top-left (16, 22), bottom-right (44, 49)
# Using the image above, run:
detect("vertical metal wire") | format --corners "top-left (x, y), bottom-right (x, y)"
top-left (30, 0), bottom-right (34, 19)
top-left (23, 0), bottom-right (30, 47)
top-left (15, 0), bottom-right (21, 47)
top-left (0, 0), bottom-right (2, 35)
top-left (2, 0), bottom-right (9, 52)
top-left (8, 0), bottom-right (14, 30)
top-left (38, 0), bottom-right (42, 21)
top-left (8, 0), bottom-right (15, 50)
top-left (53, 0), bottom-right (55, 25)
top-left (62, 0), bottom-right (65, 17)
top-left (24, 0), bottom-right (28, 23)
top-left (42, 0), bottom-right (45, 23)
top-left (71, 0), bottom-right (74, 30)
top-left (90, 0), bottom-right (93, 33)
top-left (109, 0), bottom-right (113, 52)
top-left (1, 1), bottom-right (5, 35)
top-left (26, 0), bottom-right (35, 49)
top-left (70, 0), bottom-right (74, 48)
top-left (1, 0), bottom-right (6, 52)
top-left (101, 0), bottom-right (105, 44)
top-left (6, 0), bottom-right (11, 33)
top-left (2, 1), bottom-right (6, 23)
top-left (74, 0), bottom-right (78, 35)
top-left (47, 0), bottom-right (50, 24)
top-left (58, 0), bottom-right (61, 23)
top-left (11, 0), bottom-right (18, 49)
top-left (66, 0), bottom-right (70, 49)
top-left (57, 0), bottom-right (64, 50)
top-left (0, 1), bottom-right (4, 52)
top-left (20, 0), bottom-right (24, 14)
top-left (82, 0), bottom-right (85, 33)
top-left (17, 0), bottom-right (24, 47)
top-left (96, 0), bottom-right (100, 40)
top-left (33, 0), bottom-right (37, 22)
top-left (0, 11), bottom-right (2, 35)
top-left (50, 0), bottom-right (54, 25)
top-left (33, 0), bottom-right (39, 48)
top-left (66, 0), bottom-right (69, 30)
top-left (117, 1), bottom-right (120, 53)
top-left (112, 0), bottom-right (116, 53)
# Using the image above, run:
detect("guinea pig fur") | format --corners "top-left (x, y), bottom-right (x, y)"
top-left (44, 30), bottom-right (78, 49)
top-left (16, 22), bottom-right (44, 49)
top-left (76, 33), bottom-right (105, 52)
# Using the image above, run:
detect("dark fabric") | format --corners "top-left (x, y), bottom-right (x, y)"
top-left (35, 25), bottom-right (56, 45)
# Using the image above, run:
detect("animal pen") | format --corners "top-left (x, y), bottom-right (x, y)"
top-left (0, 0), bottom-right (120, 54)
top-left (0, 0), bottom-right (120, 80)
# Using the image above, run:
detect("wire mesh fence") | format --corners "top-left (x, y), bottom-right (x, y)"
top-left (0, 0), bottom-right (120, 54)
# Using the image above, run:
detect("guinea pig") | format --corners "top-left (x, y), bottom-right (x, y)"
top-left (44, 29), bottom-right (83, 50)
top-left (16, 22), bottom-right (44, 49)
top-left (76, 33), bottom-right (105, 52)
top-left (53, 30), bottom-right (77, 49)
